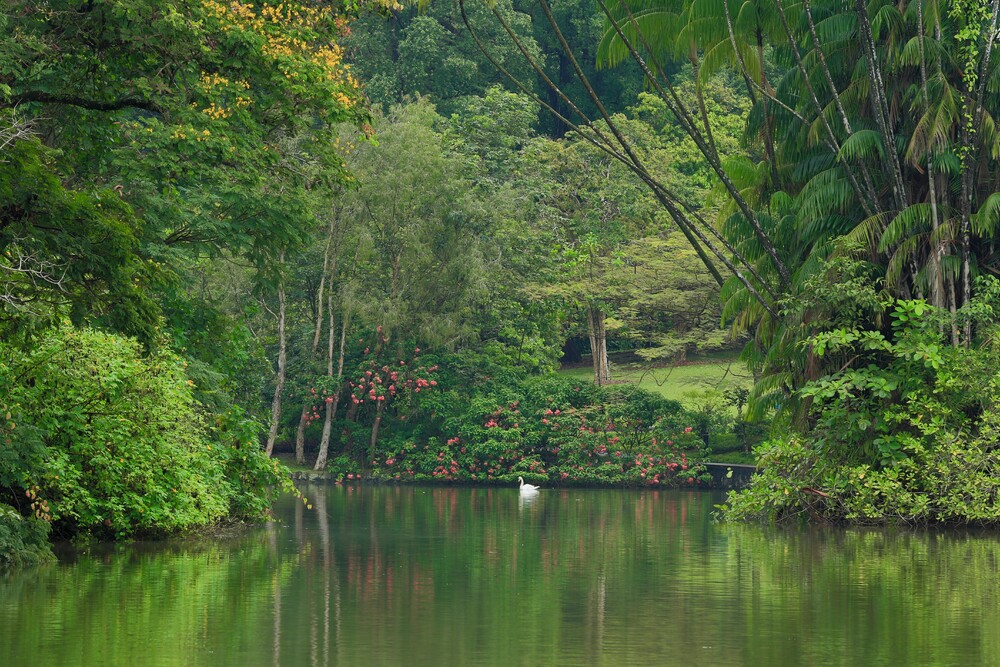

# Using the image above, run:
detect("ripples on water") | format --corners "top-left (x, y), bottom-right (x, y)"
top-left (2, 485), bottom-right (1000, 666)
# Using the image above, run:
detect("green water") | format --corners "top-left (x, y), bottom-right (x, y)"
top-left (3, 485), bottom-right (1000, 666)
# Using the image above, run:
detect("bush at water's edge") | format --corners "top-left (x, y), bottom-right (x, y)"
top-left (1, 326), bottom-right (293, 551)
top-left (0, 505), bottom-right (53, 567)
top-left (315, 374), bottom-right (715, 489)
top-left (724, 429), bottom-right (1000, 526)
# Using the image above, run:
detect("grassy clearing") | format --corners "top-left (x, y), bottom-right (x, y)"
top-left (558, 351), bottom-right (753, 406)
top-left (560, 352), bottom-right (764, 462)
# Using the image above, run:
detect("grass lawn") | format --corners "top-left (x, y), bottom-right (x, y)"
top-left (558, 350), bottom-right (754, 405)
top-left (560, 351), bottom-right (764, 461)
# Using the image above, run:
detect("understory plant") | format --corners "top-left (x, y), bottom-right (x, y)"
top-left (352, 374), bottom-right (710, 487)
top-left (1, 326), bottom-right (292, 541)
top-left (725, 279), bottom-right (1000, 525)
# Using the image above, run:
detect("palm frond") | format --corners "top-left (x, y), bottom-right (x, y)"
top-left (841, 211), bottom-right (893, 252)
top-left (837, 129), bottom-right (886, 162)
top-left (878, 203), bottom-right (931, 251)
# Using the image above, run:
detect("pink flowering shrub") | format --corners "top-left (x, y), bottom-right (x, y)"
top-left (363, 375), bottom-right (710, 487)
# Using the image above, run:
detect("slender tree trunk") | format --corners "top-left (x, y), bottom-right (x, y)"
top-left (587, 305), bottom-right (611, 386)
top-left (855, 0), bottom-right (907, 210)
top-left (963, 0), bottom-right (1000, 345)
top-left (690, 52), bottom-right (717, 160)
top-left (295, 223), bottom-right (337, 464)
top-left (316, 295), bottom-right (337, 470)
top-left (917, 0), bottom-right (944, 311)
top-left (315, 299), bottom-right (349, 470)
top-left (757, 30), bottom-right (781, 192)
top-left (265, 252), bottom-right (287, 457)
top-left (570, 0), bottom-right (793, 287)
top-left (961, 216), bottom-right (972, 344)
top-left (775, 0), bottom-right (875, 217)
top-left (949, 273), bottom-right (960, 347)
top-left (802, 0), bottom-right (879, 210)
top-left (294, 403), bottom-right (312, 464)
top-left (368, 399), bottom-right (386, 469)
top-left (341, 400), bottom-right (358, 455)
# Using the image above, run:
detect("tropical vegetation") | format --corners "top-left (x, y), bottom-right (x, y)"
top-left (499, 0), bottom-right (1000, 524)
top-left (7, 0), bottom-right (1000, 567)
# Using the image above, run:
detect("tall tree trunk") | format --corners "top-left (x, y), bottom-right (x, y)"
top-left (368, 400), bottom-right (386, 473)
top-left (775, 0), bottom-right (875, 217)
top-left (802, 0), bottom-right (879, 210)
top-left (342, 345), bottom-right (362, 454)
top-left (294, 403), bottom-right (312, 464)
top-left (568, 0), bottom-right (793, 287)
top-left (949, 273), bottom-right (960, 347)
top-left (757, 30), bottom-right (781, 192)
top-left (587, 305), bottom-right (611, 386)
top-left (855, 0), bottom-right (907, 211)
top-left (917, 0), bottom-right (944, 311)
top-left (265, 252), bottom-right (287, 457)
top-left (295, 222), bottom-right (337, 464)
top-left (964, 0), bottom-right (1000, 345)
top-left (960, 118), bottom-right (973, 346)
top-left (315, 298), bottom-right (349, 470)
top-left (689, 51), bottom-right (717, 160)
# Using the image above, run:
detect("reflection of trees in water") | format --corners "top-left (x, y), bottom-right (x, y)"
top-left (719, 526), bottom-right (1000, 666)
top-left (1, 526), bottom-right (303, 666)
top-left (282, 486), bottom-right (715, 665)
top-left (7, 488), bottom-right (1000, 666)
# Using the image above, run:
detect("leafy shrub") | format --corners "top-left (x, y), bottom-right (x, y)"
top-left (725, 283), bottom-right (1000, 525)
top-left (0, 505), bottom-right (52, 567)
top-left (362, 373), bottom-right (710, 487)
top-left (2, 326), bottom-right (289, 540)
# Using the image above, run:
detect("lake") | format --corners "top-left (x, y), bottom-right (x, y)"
top-left (2, 484), bottom-right (1000, 666)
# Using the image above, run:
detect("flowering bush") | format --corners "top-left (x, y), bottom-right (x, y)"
top-left (360, 375), bottom-right (710, 487)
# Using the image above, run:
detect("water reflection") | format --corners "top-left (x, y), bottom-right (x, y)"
top-left (3, 486), bottom-right (1000, 666)
top-left (518, 488), bottom-right (540, 510)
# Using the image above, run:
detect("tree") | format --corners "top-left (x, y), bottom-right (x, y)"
top-left (345, 0), bottom-right (543, 115)
top-left (315, 100), bottom-right (494, 459)
top-left (461, 0), bottom-right (1000, 415)
top-left (526, 128), bottom-right (660, 384)
top-left (613, 234), bottom-right (726, 362)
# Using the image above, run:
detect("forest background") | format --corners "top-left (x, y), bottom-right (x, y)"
top-left (6, 0), bottom-right (1000, 564)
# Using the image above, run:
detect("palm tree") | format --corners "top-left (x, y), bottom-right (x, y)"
top-left (462, 0), bottom-right (1000, 419)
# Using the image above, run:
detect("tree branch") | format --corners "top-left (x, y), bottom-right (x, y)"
top-left (11, 90), bottom-right (164, 114)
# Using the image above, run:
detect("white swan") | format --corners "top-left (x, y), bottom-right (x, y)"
top-left (518, 476), bottom-right (540, 493)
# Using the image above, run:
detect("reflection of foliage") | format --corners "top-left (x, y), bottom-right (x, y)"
top-left (10, 488), bottom-right (1000, 664)
top-left (720, 524), bottom-right (1000, 665)
top-left (0, 528), bottom-right (294, 664)
top-left (0, 504), bottom-right (52, 568)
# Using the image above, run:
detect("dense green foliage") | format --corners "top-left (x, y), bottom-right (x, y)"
top-left (323, 369), bottom-right (709, 486)
top-left (726, 276), bottom-right (1000, 525)
top-left (450, 0), bottom-right (1000, 523)
top-left (2, 0), bottom-right (733, 565)
top-left (1, 327), bottom-right (292, 542)
top-left (0, 0), bottom-right (373, 559)
top-left (17, 0), bottom-right (1000, 558)
top-left (13, 489), bottom-right (1000, 665)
